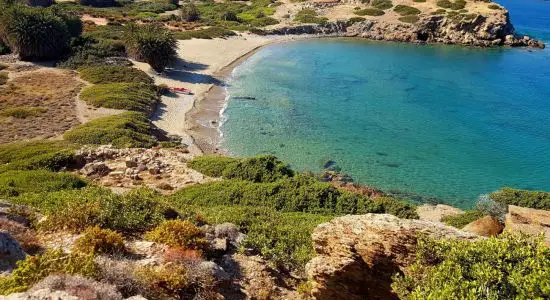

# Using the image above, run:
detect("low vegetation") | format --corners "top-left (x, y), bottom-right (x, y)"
top-left (437, 0), bottom-right (466, 10)
top-left (73, 226), bottom-right (126, 255)
top-left (0, 141), bottom-right (77, 173)
top-left (393, 5), bottom-right (421, 16)
top-left (173, 27), bottom-right (236, 40)
top-left (488, 3), bottom-right (501, 10)
top-left (0, 249), bottom-right (97, 295)
top-left (145, 220), bottom-right (207, 249)
top-left (398, 15), bottom-right (420, 23)
top-left (441, 210), bottom-right (486, 228)
top-left (371, 0), bottom-right (393, 10)
top-left (0, 170), bottom-right (86, 197)
top-left (0, 106), bottom-right (47, 119)
top-left (0, 72), bottom-right (7, 85)
top-left (392, 233), bottom-right (550, 299)
top-left (78, 65), bottom-right (152, 84)
top-left (79, 82), bottom-right (159, 113)
top-left (63, 112), bottom-right (158, 148)
top-left (354, 8), bottom-right (385, 16)
top-left (490, 187), bottom-right (550, 210)
top-left (294, 9), bottom-right (328, 24)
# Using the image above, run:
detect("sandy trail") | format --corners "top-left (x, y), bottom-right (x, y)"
top-left (133, 34), bottom-right (278, 154)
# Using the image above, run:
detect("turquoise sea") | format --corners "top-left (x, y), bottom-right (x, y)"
top-left (220, 0), bottom-right (550, 208)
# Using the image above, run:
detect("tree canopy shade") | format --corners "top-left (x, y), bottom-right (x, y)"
top-left (123, 24), bottom-right (177, 73)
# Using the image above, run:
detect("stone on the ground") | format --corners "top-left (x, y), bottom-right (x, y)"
top-left (505, 205), bottom-right (550, 246)
top-left (416, 204), bottom-right (464, 222)
top-left (0, 231), bottom-right (26, 271)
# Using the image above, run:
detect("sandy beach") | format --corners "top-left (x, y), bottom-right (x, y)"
top-left (132, 33), bottom-right (293, 155)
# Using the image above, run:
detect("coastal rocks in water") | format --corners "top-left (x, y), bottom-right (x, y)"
top-left (462, 215), bottom-right (503, 237)
top-left (416, 204), bottom-right (464, 223)
top-left (305, 214), bottom-right (477, 300)
top-left (505, 205), bottom-right (550, 246)
top-left (0, 231), bottom-right (26, 271)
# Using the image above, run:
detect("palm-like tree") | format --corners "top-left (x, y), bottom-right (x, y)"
top-left (123, 24), bottom-right (177, 73)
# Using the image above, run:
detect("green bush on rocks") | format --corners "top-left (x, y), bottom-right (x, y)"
top-left (490, 187), bottom-right (550, 210)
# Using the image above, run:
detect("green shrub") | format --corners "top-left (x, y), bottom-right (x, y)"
top-left (431, 8), bottom-right (446, 15)
top-left (123, 24), bottom-right (177, 72)
top-left (78, 66), bottom-right (153, 84)
top-left (294, 9), bottom-right (328, 24)
top-left (441, 210), bottom-right (486, 228)
top-left (0, 170), bottom-right (86, 197)
top-left (181, 2), bottom-right (200, 22)
top-left (437, 0), bottom-right (466, 10)
top-left (0, 6), bottom-right (72, 61)
top-left (63, 112), bottom-right (158, 148)
top-left (0, 249), bottom-right (97, 295)
top-left (0, 141), bottom-right (77, 173)
top-left (187, 205), bottom-right (332, 271)
top-left (79, 82), bottom-right (159, 113)
top-left (488, 4), bottom-right (501, 10)
top-left (0, 106), bottom-right (47, 118)
top-left (0, 72), bottom-right (7, 85)
top-left (374, 196), bottom-right (418, 219)
top-left (14, 186), bottom-right (176, 233)
top-left (371, 0), bottom-right (393, 10)
top-left (135, 263), bottom-right (189, 296)
top-left (79, 0), bottom-right (116, 7)
top-left (0, 41), bottom-right (9, 55)
top-left (173, 27), bottom-right (236, 40)
top-left (145, 220), bottom-right (206, 249)
top-left (250, 16), bottom-right (279, 27)
top-left (187, 155), bottom-right (239, 177)
top-left (413, 0), bottom-right (426, 2)
top-left (349, 17), bottom-right (366, 23)
top-left (73, 226), bottom-right (126, 255)
top-left (398, 15), bottom-right (420, 23)
top-left (221, 155), bottom-right (294, 183)
top-left (354, 8), bottom-right (385, 16)
top-left (392, 233), bottom-right (550, 299)
top-left (170, 174), bottom-right (383, 215)
top-left (393, 5), bottom-right (421, 15)
top-left (490, 187), bottom-right (550, 210)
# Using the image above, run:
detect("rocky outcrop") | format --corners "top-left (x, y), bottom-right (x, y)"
top-left (462, 215), bottom-right (503, 237)
top-left (305, 214), bottom-right (477, 300)
top-left (0, 231), bottom-right (26, 272)
top-left (505, 205), bottom-right (550, 246)
top-left (416, 204), bottom-right (464, 222)
top-left (267, 12), bottom-right (544, 48)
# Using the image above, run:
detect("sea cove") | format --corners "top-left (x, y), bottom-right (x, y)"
top-left (220, 0), bottom-right (550, 208)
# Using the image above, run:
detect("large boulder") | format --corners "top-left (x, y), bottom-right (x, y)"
top-left (505, 205), bottom-right (550, 246)
top-left (416, 204), bottom-right (464, 222)
top-left (462, 215), bottom-right (503, 237)
top-left (0, 231), bottom-right (26, 271)
top-left (305, 214), bottom-right (477, 300)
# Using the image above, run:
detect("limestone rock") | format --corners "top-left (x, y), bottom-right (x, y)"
top-left (462, 215), bottom-right (503, 237)
top-left (505, 205), bottom-right (550, 246)
top-left (0, 231), bottom-right (26, 271)
top-left (305, 214), bottom-right (477, 300)
top-left (198, 261), bottom-right (231, 282)
top-left (81, 162), bottom-right (111, 177)
top-left (416, 204), bottom-right (464, 222)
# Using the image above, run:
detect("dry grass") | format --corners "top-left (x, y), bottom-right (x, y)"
top-left (0, 68), bottom-right (83, 143)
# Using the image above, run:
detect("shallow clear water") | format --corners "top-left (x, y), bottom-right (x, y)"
top-left (221, 0), bottom-right (550, 208)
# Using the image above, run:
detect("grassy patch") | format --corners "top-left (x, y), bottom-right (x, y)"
top-left (79, 82), bottom-right (159, 113)
top-left (354, 8), bottom-right (385, 16)
top-left (78, 66), bottom-right (152, 84)
top-left (441, 210), bottom-right (486, 228)
top-left (294, 9), bottom-right (328, 24)
top-left (394, 5), bottom-right (421, 16)
top-left (0, 106), bottom-right (47, 118)
top-left (431, 8), bottom-right (447, 15)
top-left (63, 112), bottom-right (158, 148)
top-left (186, 155), bottom-right (239, 177)
top-left (371, 0), bottom-right (393, 10)
top-left (488, 4), bottom-right (501, 10)
top-left (0, 170), bottom-right (86, 197)
top-left (173, 27), bottom-right (236, 40)
top-left (349, 17), bottom-right (366, 23)
top-left (489, 187), bottom-right (550, 210)
top-left (0, 141), bottom-right (77, 173)
top-left (437, 0), bottom-right (466, 10)
top-left (398, 15), bottom-right (420, 23)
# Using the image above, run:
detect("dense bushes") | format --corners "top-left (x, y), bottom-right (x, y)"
top-left (0, 106), bottom-right (47, 118)
top-left (145, 220), bottom-right (206, 249)
top-left (79, 82), bottom-right (159, 113)
top-left (490, 187), bottom-right (550, 210)
top-left (354, 8), bottom-right (385, 16)
top-left (123, 24), bottom-right (177, 72)
top-left (188, 155), bottom-right (293, 182)
top-left (171, 175), bottom-right (384, 215)
top-left (14, 187), bottom-right (176, 233)
top-left (0, 170), bottom-right (86, 197)
top-left (437, 0), bottom-right (466, 10)
top-left (186, 205), bottom-right (332, 271)
top-left (294, 9), bottom-right (328, 24)
top-left (0, 6), bottom-right (81, 60)
top-left (392, 233), bottom-right (550, 299)
top-left (374, 196), bottom-right (418, 219)
top-left (0, 141), bottom-right (77, 173)
top-left (173, 27), bottom-right (236, 40)
top-left (63, 112), bottom-right (158, 148)
top-left (78, 66), bottom-right (153, 84)
top-left (73, 226), bottom-right (126, 255)
top-left (181, 2), bottom-right (200, 22)
top-left (79, 0), bottom-right (115, 7)
top-left (393, 5), bottom-right (421, 16)
top-left (441, 210), bottom-right (486, 228)
top-left (371, 0), bottom-right (393, 10)
top-left (0, 249), bottom-right (97, 295)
